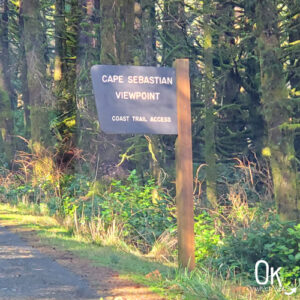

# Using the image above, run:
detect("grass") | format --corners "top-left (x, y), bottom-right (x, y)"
top-left (0, 202), bottom-right (299, 300)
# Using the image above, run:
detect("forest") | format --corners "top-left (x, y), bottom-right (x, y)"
top-left (0, 0), bottom-right (299, 299)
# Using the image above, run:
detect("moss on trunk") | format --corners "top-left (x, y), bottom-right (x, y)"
top-left (23, 0), bottom-right (52, 147)
top-left (256, 0), bottom-right (299, 221)
top-left (0, 87), bottom-right (13, 165)
top-left (203, 4), bottom-right (217, 208)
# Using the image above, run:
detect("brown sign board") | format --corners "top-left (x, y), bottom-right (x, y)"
top-left (91, 65), bottom-right (177, 134)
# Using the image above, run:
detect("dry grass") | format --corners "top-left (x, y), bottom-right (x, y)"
top-left (147, 230), bottom-right (177, 263)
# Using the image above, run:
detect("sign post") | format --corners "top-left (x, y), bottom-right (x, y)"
top-left (174, 59), bottom-right (195, 270)
top-left (91, 60), bottom-right (195, 270)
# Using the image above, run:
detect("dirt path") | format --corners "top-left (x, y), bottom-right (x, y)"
top-left (0, 223), bottom-right (167, 300)
top-left (0, 225), bottom-right (99, 300)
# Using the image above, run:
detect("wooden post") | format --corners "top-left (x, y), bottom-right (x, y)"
top-left (174, 58), bottom-right (195, 270)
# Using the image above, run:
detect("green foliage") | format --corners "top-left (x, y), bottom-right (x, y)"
top-left (101, 170), bottom-right (175, 250)
top-left (49, 173), bottom-right (92, 217)
top-left (2, 181), bottom-right (35, 204)
top-left (194, 211), bottom-right (221, 262)
top-left (12, 170), bottom-right (176, 252)
top-left (214, 216), bottom-right (300, 285)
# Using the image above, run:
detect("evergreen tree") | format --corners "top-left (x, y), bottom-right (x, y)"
top-left (256, 0), bottom-right (299, 220)
top-left (23, 0), bottom-right (52, 147)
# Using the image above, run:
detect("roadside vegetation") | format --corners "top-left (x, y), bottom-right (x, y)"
top-left (0, 157), bottom-right (299, 299)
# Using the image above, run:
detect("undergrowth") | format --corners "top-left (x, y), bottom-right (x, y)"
top-left (0, 150), bottom-right (299, 299)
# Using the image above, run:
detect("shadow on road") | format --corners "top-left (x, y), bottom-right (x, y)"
top-left (0, 225), bottom-right (99, 300)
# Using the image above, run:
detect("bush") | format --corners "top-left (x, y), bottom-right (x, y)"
top-left (54, 170), bottom-right (175, 251)
top-left (194, 211), bottom-right (221, 262)
top-left (100, 170), bottom-right (175, 250)
top-left (57, 173), bottom-right (92, 217)
top-left (213, 215), bottom-right (299, 285)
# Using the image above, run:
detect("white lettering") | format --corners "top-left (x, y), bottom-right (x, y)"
top-left (150, 116), bottom-right (172, 123)
top-left (167, 77), bottom-right (173, 85)
top-left (115, 91), bottom-right (160, 100)
top-left (129, 92), bottom-right (136, 99)
top-left (112, 115), bottom-right (129, 122)
top-left (271, 267), bottom-right (282, 287)
top-left (101, 74), bottom-right (124, 83)
top-left (103, 75), bottom-right (172, 85)
top-left (126, 76), bottom-right (173, 85)
top-left (132, 116), bottom-right (147, 122)
top-left (255, 260), bottom-right (269, 285)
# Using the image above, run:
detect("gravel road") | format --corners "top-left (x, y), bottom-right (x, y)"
top-left (0, 225), bottom-right (99, 300)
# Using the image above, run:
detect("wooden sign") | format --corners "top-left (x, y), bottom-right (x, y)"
top-left (91, 60), bottom-right (195, 271)
top-left (91, 65), bottom-right (177, 134)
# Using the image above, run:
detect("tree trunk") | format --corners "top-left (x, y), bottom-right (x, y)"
top-left (115, 0), bottom-right (135, 64)
top-left (0, 76), bottom-right (13, 166)
top-left (203, 2), bottom-right (217, 208)
top-left (288, 0), bottom-right (300, 219)
top-left (100, 0), bottom-right (134, 65)
top-left (54, 0), bottom-right (66, 84)
top-left (19, 0), bottom-right (30, 137)
top-left (75, 0), bottom-right (100, 172)
top-left (134, 0), bottom-right (161, 180)
top-left (100, 0), bottom-right (118, 64)
top-left (23, 0), bottom-right (51, 147)
top-left (98, 0), bottom-right (135, 172)
top-left (0, 0), bottom-right (14, 166)
top-left (140, 0), bottom-right (156, 65)
top-left (256, 0), bottom-right (299, 221)
top-left (52, 0), bottom-right (80, 169)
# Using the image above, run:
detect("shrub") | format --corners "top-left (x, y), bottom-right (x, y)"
top-left (213, 215), bottom-right (299, 285)
top-left (100, 170), bottom-right (175, 251)
top-left (194, 211), bottom-right (221, 262)
top-left (57, 173), bottom-right (91, 217)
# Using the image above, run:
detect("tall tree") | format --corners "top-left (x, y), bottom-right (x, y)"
top-left (100, 0), bottom-right (135, 65)
top-left (52, 0), bottom-right (80, 168)
top-left (19, 0), bottom-right (30, 137)
top-left (286, 0), bottom-right (300, 216)
top-left (140, 0), bottom-right (156, 65)
top-left (54, 0), bottom-right (65, 85)
top-left (23, 0), bottom-right (51, 147)
top-left (98, 0), bottom-right (135, 171)
top-left (256, 0), bottom-right (299, 220)
top-left (0, 0), bottom-right (14, 166)
top-left (132, 1), bottom-right (162, 181)
top-left (115, 0), bottom-right (135, 64)
top-left (202, 1), bottom-right (217, 207)
top-left (75, 0), bottom-right (101, 171)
